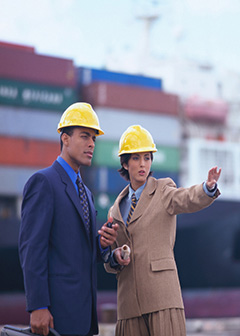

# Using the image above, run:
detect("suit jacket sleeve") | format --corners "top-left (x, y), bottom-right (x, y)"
top-left (161, 178), bottom-right (220, 216)
top-left (104, 206), bottom-right (119, 274)
top-left (19, 173), bottom-right (54, 311)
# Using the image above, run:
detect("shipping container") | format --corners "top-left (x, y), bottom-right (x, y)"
top-left (78, 67), bottom-right (162, 90)
top-left (82, 166), bottom-right (128, 194)
top-left (0, 78), bottom-right (77, 110)
top-left (0, 106), bottom-right (61, 141)
top-left (0, 136), bottom-right (59, 167)
top-left (94, 193), bottom-right (117, 224)
top-left (95, 107), bottom-right (181, 146)
top-left (152, 171), bottom-right (179, 186)
top-left (82, 82), bottom-right (179, 116)
top-left (0, 41), bottom-right (35, 53)
top-left (0, 44), bottom-right (76, 87)
top-left (92, 139), bottom-right (180, 172)
top-left (0, 166), bottom-right (38, 195)
top-left (184, 97), bottom-right (228, 124)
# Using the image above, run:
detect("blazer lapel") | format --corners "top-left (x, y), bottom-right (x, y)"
top-left (53, 161), bottom-right (92, 242)
top-left (111, 185), bottom-right (129, 224)
top-left (129, 177), bottom-right (157, 224)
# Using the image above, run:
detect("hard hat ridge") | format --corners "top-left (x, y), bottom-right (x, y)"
top-left (118, 125), bottom-right (157, 156)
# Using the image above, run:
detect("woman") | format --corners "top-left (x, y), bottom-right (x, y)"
top-left (105, 125), bottom-right (221, 336)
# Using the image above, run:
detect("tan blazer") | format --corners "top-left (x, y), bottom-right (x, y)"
top-left (105, 177), bottom-right (220, 320)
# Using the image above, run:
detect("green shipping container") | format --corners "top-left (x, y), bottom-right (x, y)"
top-left (93, 140), bottom-right (180, 172)
top-left (95, 193), bottom-right (117, 223)
top-left (0, 78), bottom-right (77, 110)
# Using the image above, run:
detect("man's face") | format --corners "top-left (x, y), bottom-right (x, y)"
top-left (61, 127), bottom-right (96, 172)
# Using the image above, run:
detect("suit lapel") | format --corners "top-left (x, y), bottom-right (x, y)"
top-left (111, 185), bottom-right (129, 224)
top-left (111, 178), bottom-right (157, 226)
top-left (53, 161), bottom-right (92, 242)
top-left (129, 177), bottom-right (157, 224)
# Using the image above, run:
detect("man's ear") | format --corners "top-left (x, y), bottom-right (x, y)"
top-left (123, 163), bottom-right (128, 170)
top-left (61, 132), bottom-right (69, 146)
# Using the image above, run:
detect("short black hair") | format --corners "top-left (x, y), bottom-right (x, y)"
top-left (118, 152), bottom-right (153, 181)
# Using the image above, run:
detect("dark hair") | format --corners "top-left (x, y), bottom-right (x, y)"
top-left (60, 126), bottom-right (75, 151)
top-left (118, 152), bottom-right (154, 181)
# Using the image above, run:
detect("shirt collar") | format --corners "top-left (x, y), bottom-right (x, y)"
top-left (128, 181), bottom-right (146, 201)
top-left (57, 156), bottom-right (81, 182)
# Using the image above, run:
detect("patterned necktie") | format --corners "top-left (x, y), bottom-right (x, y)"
top-left (76, 176), bottom-right (90, 234)
top-left (126, 193), bottom-right (137, 226)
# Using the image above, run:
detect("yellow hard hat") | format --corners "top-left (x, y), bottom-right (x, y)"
top-left (57, 102), bottom-right (104, 135)
top-left (118, 125), bottom-right (157, 156)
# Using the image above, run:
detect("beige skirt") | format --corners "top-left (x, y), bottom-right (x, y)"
top-left (115, 308), bottom-right (186, 336)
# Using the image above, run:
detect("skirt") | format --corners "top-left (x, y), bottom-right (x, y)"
top-left (115, 308), bottom-right (186, 336)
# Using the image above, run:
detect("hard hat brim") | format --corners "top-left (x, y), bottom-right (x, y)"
top-left (57, 124), bottom-right (104, 136)
top-left (118, 147), bottom-right (157, 156)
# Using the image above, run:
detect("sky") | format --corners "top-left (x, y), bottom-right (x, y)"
top-left (0, 0), bottom-right (240, 75)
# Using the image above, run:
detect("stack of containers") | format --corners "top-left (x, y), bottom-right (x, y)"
top-left (184, 97), bottom-right (228, 125)
top-left (0, 42), bottom-right (77, 201)
top-left (0, 42), bottom-right (77, 292)
top-left (78, 67), bottom-right (181, 230)
top-left (183, 96), bottom-right (228, 141)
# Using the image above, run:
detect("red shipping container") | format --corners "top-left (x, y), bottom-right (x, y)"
top-left (184, 97), bottom-right (228, 124)
top-left (0, 136), bottom-right (59, 168)
top-left (0, 43), bottom-right (76, 88)
top-left (0, 41), bottom-right (35, 52)
top-left (82, 82), bottom-right (179, 116)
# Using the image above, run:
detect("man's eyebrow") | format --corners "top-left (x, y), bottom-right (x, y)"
top-left (80, 131), bottom-right (91, 136)
top-left (80, 131), bottom-right (96, 139)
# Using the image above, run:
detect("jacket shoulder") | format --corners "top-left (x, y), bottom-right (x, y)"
top-left (23, 162), bottom-right (60, 191)
top-left (149, 176), bottom-right (176, 190)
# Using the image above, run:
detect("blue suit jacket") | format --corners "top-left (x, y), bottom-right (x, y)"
top-left (19, 160), bottom-right (103, 335)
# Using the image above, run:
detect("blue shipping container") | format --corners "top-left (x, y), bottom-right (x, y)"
top-left (82, 166), bottom-right (179, 195)
top-left (82, 166), bottom-right (128, 195)
top-left (152, 171), bottom-right (179, 186)
top-left (78, 67), bottom-right (162, 90)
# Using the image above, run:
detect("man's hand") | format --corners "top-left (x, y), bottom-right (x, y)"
top-left (30, 308), bottom-right (54, 336)
top-left (206, 166), bottom-right (222, 190)
top-left (113, 247), bottom-right (130, 266)
top-left (98, 217), bottom-right (118, 249)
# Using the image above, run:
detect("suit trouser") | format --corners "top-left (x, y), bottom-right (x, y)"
top-left (115, 308), bottom-right (186, 336)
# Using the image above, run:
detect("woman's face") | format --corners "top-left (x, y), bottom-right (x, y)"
top-left (123, 152), bottom-right (152, 190)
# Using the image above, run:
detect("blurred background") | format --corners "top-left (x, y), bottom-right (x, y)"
top-left (1, 0), bottom-right (240, 330)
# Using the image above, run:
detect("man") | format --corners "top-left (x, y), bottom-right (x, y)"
top-left (19, 102), bottom-right (118, 336)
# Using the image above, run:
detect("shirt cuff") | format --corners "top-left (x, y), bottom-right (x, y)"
top-left (110, 251), bottom-right (119, 267)
top-left (98, 235), bottom-right (111, 262)
top-left (109, 250), bottom-right (123, 270)
top-left (203, 182), bottom-right (217, 197)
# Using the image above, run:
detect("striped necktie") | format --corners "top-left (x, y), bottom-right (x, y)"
top-left (126, 193), bottom-right (137, 226)
top-left (76, 176), bottom-right (90, 234)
